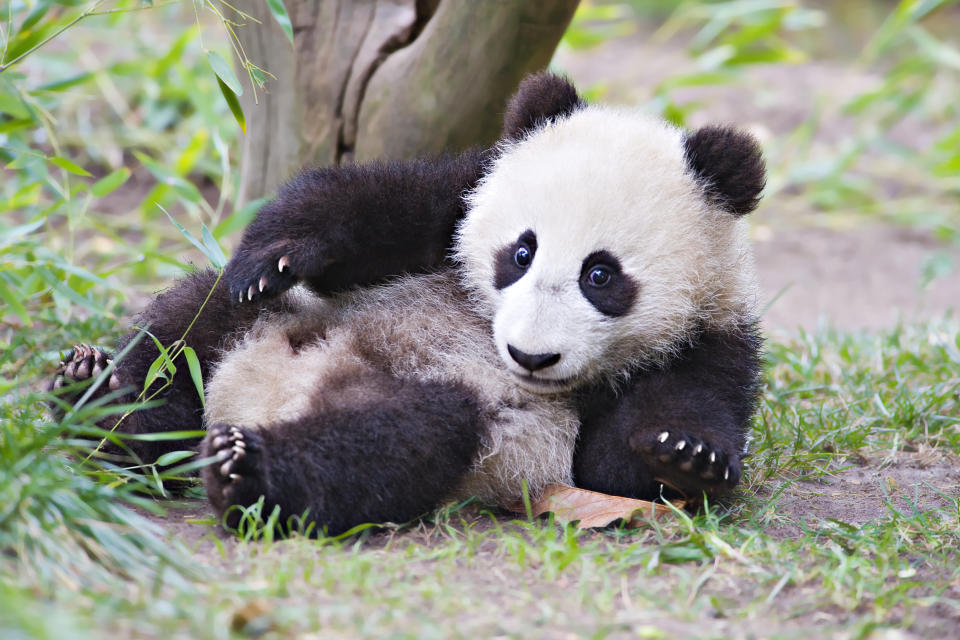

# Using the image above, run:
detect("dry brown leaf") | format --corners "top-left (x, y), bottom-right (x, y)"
top-left (230, 598), bottom-right (274, 635)
top-left (508, 484), bottom-right (683, 529)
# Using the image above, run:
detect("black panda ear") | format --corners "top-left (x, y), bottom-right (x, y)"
top-left (502, 71), bottom-right (585, 140)
top-left (683, 126), bottom-right (766, 216)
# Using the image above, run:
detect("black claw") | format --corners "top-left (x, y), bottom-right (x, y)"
top-left (635, 428), bottom-right (742, 493)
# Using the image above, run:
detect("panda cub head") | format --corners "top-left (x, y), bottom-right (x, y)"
top-left (455, 73), bottom-right (765, 393)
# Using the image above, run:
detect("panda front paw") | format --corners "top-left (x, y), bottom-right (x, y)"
top-left (630, 429), bottom-right (741, 496)
top-left (201, 424), bottom-right (270, 527)
top-left (225, 247), bottom-right (299, 304)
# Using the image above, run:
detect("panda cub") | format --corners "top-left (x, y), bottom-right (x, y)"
top-left (53, 73), bottom-right (764, 535)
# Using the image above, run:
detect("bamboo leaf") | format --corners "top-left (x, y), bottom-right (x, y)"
top-left (134, 151), bottom-right (202, 203)
top-left (0, 90), bottom-right (30, 119)
top-left (36, 267), bottom-right (105, 315)
top-left (50, 156), bottom-right (92, 177)
top-left (142, 331), bottom-right (176, 392)
top-left (160, 205), bottom-right (225, 268)
top-left (144, 355), bottom-right (168, 392)
top-left (265, 0), bottom-right (295, 45)
top-left (91, 168), bottom-right (131, 197)
top-left (123, 430), bottom-right (207, 442)
top-left (216, 77), bottom-right (246, 134)
top-left (182, 346), bottom-right (205, 408)
top-left (200, 223), bottom-right (227, 269)
top-left (0, 218), bottom-right (45, 246)
top-left (207, 50), bottom-right (243, 96)
top-left (213, 197), bottom-right (267, 238)
top-left (156, 450), bottom-right (197, 467)
top-left (36, 72), bottom-right (97, 93)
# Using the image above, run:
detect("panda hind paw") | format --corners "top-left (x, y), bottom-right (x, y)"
top-left (201, 424), bottom-right (268, 521)
top-left (49, 344), bottom-right (120, 392)
top-left (631, 430), bottom-right (741, 494)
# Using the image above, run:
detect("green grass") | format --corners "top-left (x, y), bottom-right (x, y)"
top-left (3, 323), bottom-right (958, 638)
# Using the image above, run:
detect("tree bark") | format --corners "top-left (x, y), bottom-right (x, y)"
top-left (234, 0), bottom-right (579, 203)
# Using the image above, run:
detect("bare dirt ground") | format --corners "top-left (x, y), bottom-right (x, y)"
top-left (764, 449), bottom-right (960, 538)
top-left (754, 224), bottom-right (958, 331)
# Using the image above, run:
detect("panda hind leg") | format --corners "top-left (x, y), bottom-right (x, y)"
top-left (201, 371), bottom-right (484, 536)
top-left (48, 268), bottom-right (281, 464)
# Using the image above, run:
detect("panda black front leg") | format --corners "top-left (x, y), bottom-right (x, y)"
top-left (225, 150), bottom-right (487, 303)
top-left (573, 324), bottom-right (762, 500)
top-left (631, 430), bottom-right (741, 493)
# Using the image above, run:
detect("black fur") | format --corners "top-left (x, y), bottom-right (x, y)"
top-left (502, 71), bottom-right (585, 140)
top-left (573, 321), bottom-right (763, 499)
top-left (201, 372), bottom-right (483, 536)
top-left (578, 250), bottom-right (638, 318)
top-left (683, 126), bottom-right (766, 216)
top-left (226, 150), bottom-right (488, 303)
top-left (493, 229), bottom-right (537, 290)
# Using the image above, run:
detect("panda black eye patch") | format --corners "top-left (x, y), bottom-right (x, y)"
top-left (579, 250), bottom-right (638, 317)
top-left (493, 229), bottom-right (537, 290)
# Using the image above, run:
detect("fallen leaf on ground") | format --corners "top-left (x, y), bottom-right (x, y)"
top-left (231, 598), bottom-right (274, 636)
top-left (508, 484), bottom-right (682, 529)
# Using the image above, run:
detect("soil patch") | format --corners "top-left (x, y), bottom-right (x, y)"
top-left (762, 450), bottom-right (960, 539)
top-left (755, 224), bottom-right (959, 331)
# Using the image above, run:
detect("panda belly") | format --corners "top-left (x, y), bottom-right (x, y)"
top-left (203, 271), bottom-right (580, 504)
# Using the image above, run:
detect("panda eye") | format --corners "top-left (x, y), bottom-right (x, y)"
top-left (587, 266), bottom-right (612, 287)
top-left (579, 250), bottom-right (637, 317)
top-left (514, 245), bottom-right (532, 268)
top-left (494, 229), bottom-right (537, 290)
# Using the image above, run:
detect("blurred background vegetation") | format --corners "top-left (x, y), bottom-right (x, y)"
top-left (1, 1), bottom-right (959, 638)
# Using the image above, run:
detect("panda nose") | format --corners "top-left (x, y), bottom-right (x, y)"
top-left (507, 344), bottom-right (561, 372)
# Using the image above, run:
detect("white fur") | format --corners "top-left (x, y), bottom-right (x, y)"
top-left (455, 106), bottom-right (757, 388)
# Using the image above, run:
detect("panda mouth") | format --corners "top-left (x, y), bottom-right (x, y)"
top-left (512, 372), bottom-right (576, 392)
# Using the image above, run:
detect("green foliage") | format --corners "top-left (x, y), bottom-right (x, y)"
top-left (0, 0), bottom-right (271, 335)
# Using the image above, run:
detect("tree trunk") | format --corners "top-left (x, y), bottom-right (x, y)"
top-left (234, 0), bottom-right (579, 203)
